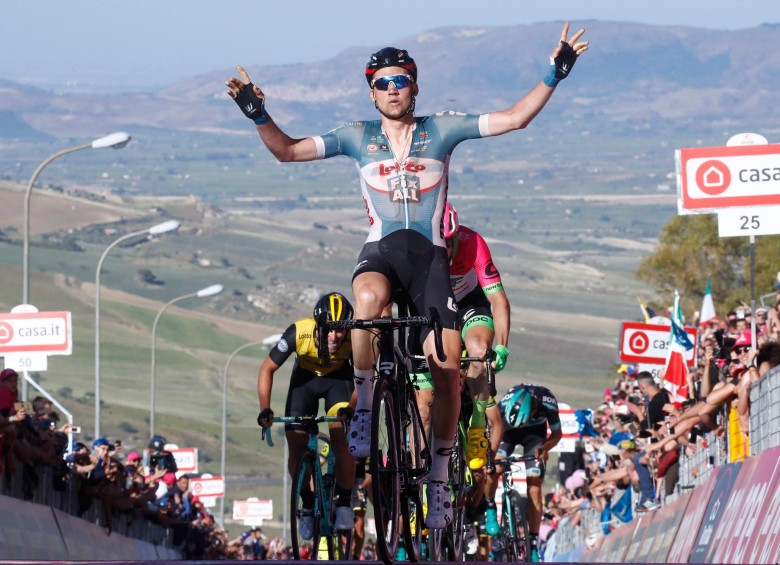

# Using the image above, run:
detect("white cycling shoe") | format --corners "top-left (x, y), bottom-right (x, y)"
top-left (298, 509), bottom-right (314, 541)
top-left (348, 409), bottom-right (371, 458)
top-left (334, 506), bottom-right (355, 530)
top-left (425, 480), bottom-right (453, 529)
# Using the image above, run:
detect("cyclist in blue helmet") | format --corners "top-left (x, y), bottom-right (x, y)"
top-left (493, 384), bottom-right (562, 562)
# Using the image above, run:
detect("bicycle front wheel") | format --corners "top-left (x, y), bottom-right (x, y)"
top-left (371, 376), bottom-right (401, 564)
top-left (400, 375), bottom-right (427, 562)
top-left (508, 491), bottom-right (530, 562)
top-left (290, 450), bottom-right (321, 560)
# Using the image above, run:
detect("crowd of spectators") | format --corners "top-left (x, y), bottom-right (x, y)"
top-left (1, 364), bottom-right (381, 560)
top-left (539, 296), bottom-right (780, 559)
top-left (4, 295), bottom-right (780, 561)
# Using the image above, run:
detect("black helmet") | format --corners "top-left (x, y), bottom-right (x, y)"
top-left (313, 292), bottom-right (354, 323)
top-left (365, 47), bottom-right (417, 86)
top-left (149, 435), bottom-right (167, 451)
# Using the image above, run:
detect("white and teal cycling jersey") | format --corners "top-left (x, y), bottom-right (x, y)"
top-left (313, 111), bottom-right (491, 246)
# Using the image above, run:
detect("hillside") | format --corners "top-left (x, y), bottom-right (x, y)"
top-left (2, 21), bottom-right (780, 140)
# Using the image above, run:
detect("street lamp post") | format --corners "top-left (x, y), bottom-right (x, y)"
top-left (150, 284), bottom-right (224, 438)
top-left (23, 132), bottom-right (131, 306)
top-left (94, 219), bottom-right (180, 439)
top-left (219, 339), bottom-right (266, 525)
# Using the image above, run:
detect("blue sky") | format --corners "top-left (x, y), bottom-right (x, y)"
top-left (2, 0), bottom-right (780, 91)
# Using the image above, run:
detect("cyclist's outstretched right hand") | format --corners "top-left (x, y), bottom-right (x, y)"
top-left (257, 408), bottom-right (274, 428)
top-left (226, 66), bottom-right (269, 124)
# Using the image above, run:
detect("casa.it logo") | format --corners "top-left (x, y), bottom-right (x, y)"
top-left (695, 160), bottom-right (732, 195)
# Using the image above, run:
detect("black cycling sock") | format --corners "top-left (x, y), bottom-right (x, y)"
top-left (335, 485), bottom-right (352, 507)
top-left (301, 487), bottom-right (314, 508)
top-left (530, 533), bottom-right (539, 548)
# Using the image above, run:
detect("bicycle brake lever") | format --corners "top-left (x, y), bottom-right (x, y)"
top-left (262, 427), bottom-right (274, 447)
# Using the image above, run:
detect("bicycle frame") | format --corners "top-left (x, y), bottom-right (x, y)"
top-left (496, 454), bottom-right (536, 562)
top-left (319, 305), bottom-right (445, 564)
top-left (264, 415), bottom-right (348, 560)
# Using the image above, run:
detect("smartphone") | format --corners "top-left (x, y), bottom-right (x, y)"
top-left (736, 307), bottom-right (745, 319)
top-left (71, 426), bottom-right (81, 434)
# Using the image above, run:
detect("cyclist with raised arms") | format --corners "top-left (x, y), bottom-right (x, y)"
top-left (494, 385), bottom-right (562, 562)
top-left (227, 23), bottom-right (588, 527)
top-left (256, 292), bottom-right (356, 537)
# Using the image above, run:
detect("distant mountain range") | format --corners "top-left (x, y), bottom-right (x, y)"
top-left (3, 20), bottom-right (780, 139)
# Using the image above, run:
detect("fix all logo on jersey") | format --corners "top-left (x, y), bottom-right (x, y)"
top-left (388, 174), bottom-right (421, 203)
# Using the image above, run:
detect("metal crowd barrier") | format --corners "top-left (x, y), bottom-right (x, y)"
top-left (0, 459), bottom-right (173, 547)
top-left (749, 365), bottom-right (780, 455)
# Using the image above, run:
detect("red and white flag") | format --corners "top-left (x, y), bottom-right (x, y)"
top-left (663, 291), bottom-right (692, 403)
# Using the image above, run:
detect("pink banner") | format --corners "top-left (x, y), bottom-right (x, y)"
top-left (643, 491), bottom-right (691, 563)
top-left (595, 518), bottom-right (637, 562)
top-left (716, 445), bottom-right (780, 563)
top-left (665, 467), bottom-right (720, 563)
top-left (623, 512), bottom-right (654, 563)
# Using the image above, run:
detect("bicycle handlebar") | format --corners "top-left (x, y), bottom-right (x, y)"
top-left (261, 415), bottom-right (341, 447)
top-left (500, 454), bottom-right (540, 464)
top-left (317, 307), bottom-right (447, 364)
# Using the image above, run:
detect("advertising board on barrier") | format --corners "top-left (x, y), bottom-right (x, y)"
top-left (665, 469), bottom-right (720, 563)
top-left (643, 491), bottom-right (691, 563)
top-left (597, 519), bottom-right (636, 563)
top-left (706, 446), bottom-right (780, 563)
top-left (622, 512), bottom-right (653, 563)
top-left (688, 462), bottom-right (743, 563)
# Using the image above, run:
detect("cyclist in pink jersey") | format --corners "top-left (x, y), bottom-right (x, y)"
top-left (226, 24), bottom-right (588, 528)
top-left (446, 204), bottom-right (510, 535)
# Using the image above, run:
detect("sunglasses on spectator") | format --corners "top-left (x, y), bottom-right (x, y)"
top-left (372, 74), bottom-right (414, 91)
top-left (734, 346), bottom-right (750, 355)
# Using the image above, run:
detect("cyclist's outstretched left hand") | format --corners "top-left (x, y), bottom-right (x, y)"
top-left (545, 22), bottom-right (589, 86)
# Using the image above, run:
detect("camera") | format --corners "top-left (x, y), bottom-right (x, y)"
top-left (628, 394), bottom-right (642, 404)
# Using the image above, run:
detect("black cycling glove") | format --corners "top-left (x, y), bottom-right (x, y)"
top-left (234, 83), bottom-right (269, 125)
top-left (544, 41), bottom-right (578, 87)
top-left (257, 408), bottom-right (274, 427)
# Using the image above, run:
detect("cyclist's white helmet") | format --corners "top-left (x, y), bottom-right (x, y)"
top-left (443, 202), bottom-right (459, 239)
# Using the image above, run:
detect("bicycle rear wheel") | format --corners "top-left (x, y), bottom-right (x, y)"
top-left (371, 376), bottom-right (401, 565)
top-left (290, 450), bottom-right (321, 560)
